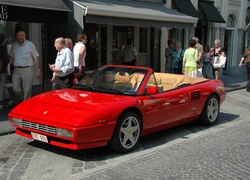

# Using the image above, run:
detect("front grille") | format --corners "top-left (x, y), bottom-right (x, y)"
top-left (22, 120), bottom-right (57, 134)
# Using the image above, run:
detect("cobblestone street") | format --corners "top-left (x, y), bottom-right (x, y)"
top-left (0, 89), bottom-right (250, 180)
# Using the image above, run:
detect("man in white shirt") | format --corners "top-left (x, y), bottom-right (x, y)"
top-left (49, 37), bottom-right (74, 90)
top-left (122, 39), bottom-right (139, 66)
top-left (9, 29), bottom-right (41, 101)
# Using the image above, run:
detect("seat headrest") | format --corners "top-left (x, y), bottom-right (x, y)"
top-left (115, 72), bottom-right (130, 82)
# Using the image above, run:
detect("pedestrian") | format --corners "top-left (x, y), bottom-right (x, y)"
top-left (49, 37), bottom-right (74, 90)
top-left (165, 39), bottom-right (174, 73)
top-left (203, 44), bottom-right (212, 79)
top-left (51, 38), bottom-right (73, 85)
top-left (182, 39), bottom-right (199, 78)
top-left (65, 38), bottom-right (73, 51)
top-left (210, 39), bottom-right (226, 80)
top-left (193, 36), bottom-right (203, 75)
top-left (9, 29), bottom-right (41, 101)
top-left (122, 38), bottom-right (139, 66)
top-left (239, 47), bottom-right (250, 92)
top-left (0, 33), bottom-right (13, 110)
top-left (172, 41), bottom-right (184, 74)
top-left (73, 34), bottom-right (87, 83)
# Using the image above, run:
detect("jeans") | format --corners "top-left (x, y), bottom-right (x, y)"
top-left (74, 66), bottom-right (86, 81)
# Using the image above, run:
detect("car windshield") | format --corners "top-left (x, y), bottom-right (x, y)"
top-left (72, 66), bottom-right (148, 95)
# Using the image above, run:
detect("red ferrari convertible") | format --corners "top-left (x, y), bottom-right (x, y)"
top-left (9, 65), bottom-right (226, 153)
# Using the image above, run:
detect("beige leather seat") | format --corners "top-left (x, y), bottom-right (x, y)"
top-left (113, 72), bottom-right (132, 90)
top-left (129, 72), bottom-right (145, 92)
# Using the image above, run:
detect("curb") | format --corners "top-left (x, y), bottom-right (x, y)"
top-left (0, 130), bottom-right (15, 136)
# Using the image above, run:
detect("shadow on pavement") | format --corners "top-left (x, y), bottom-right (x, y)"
top-left (26, 112), bottom-right (240, 161)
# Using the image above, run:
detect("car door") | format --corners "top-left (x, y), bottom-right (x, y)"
top-left (141, 74), bottom-right (191, 129)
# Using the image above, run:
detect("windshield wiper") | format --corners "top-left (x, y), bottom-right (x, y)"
top-left (73, 84), bottom-right (95, 91)
top-left (97, 86), bottom-right (124, 95)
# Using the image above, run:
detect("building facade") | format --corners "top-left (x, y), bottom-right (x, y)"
top-left (64, 0), bottom-right (250, 76)
top-left (168, 0), bottom-right (249, 76)
top-left (63, 0), bottom-right (198, 73)
top-left (0, 0), bottom-right (69, 93)
top-left (0, 0), bottom-right (249, 95)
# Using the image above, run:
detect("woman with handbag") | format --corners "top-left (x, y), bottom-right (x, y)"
top-left (210, 39), bottom-right (226, 80)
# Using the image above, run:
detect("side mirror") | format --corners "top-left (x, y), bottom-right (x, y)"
top-left (146, 86), bottom-right (158, 95)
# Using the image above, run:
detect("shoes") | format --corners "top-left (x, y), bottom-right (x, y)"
top-left (246, 88), bottom-right (250, 92)
top-left (5, 101), bottom-right (14, 108)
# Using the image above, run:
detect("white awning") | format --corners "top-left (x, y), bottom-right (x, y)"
top-left (68, 0), bottom-right (198, 28)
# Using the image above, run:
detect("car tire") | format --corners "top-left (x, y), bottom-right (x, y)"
top-left (108, 111), bottom-right (141, 153)
top-left (199, 94), bottom-right (220, 126)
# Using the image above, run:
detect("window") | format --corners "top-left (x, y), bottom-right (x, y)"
top-left (139, 28), bottom-right (148, 53)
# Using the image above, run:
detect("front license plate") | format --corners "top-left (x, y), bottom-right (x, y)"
top-left (31, 132), bottom-right (48, 143)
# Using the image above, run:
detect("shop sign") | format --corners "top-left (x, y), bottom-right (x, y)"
top-left (0, 5), bottom-right (8, 20)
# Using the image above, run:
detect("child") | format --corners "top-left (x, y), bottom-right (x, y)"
top-left (203, 45), bottom-right (212, 79)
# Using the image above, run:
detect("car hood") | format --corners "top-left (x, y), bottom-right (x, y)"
top-left (9, 89), bottom-right (135, 126)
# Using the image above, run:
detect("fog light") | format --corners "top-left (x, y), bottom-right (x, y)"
top-left (10, 117), bottom-right (22, 127)
top-left (56, 128), bottom-right (73, 138)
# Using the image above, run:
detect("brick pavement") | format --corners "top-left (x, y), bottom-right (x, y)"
top-left (0, 89), bottom-right (250, 179)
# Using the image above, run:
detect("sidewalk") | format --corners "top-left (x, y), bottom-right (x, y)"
top-left (0, 73), bottom-right (248, 136)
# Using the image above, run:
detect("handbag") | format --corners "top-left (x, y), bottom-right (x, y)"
top-left (213, 56), bottom-right (226, 69)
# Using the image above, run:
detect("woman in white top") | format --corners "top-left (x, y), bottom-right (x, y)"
top-left (73, 34), bottom-right (87, 82)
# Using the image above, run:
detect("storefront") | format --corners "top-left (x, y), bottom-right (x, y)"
top-left (64, 0), bottom-right (198, 72)
top-left (0, 0), bottom-right (69, 93)
top-left (172, 0), bottom-right (225, 46)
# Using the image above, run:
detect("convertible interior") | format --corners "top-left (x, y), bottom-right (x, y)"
top-left (108, 72), bottom-right (208, 92)
top-left (153, 73), bottom-right (208, 92)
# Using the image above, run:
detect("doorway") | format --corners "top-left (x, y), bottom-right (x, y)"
top-left (224, 15), bottom-right (235, 75)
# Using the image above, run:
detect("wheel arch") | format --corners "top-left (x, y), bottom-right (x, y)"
top-left (118, 106), bottom-right (143, 128)
top-left (209, 92), bottom-right (220, 104)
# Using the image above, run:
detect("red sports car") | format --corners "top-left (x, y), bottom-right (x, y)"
top-left (9, 65), bottom-right (226, 153)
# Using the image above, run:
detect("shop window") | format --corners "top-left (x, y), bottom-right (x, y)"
top-left (84, 24), bottom-right (98, 70)
top-left (112, 26), bottom-right (134, 64)
top-left (139, 28), bottom-right (147, 53)
top-left (225, 15), bottom-right (235, 67)
top-left (0, 21), bottom-right (29, 53)
top-left (168, 28), bottom-right (184, 48)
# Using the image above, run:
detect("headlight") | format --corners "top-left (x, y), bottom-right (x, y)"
top-left (56, 128), bottom-right (73, 138)
top-left (10, 117), bottom-right (23, 127)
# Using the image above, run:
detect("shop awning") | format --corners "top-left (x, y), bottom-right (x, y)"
top-left (69, 0), bottom-right (198, 29)
top-left (198, 1), bottom-right (225, 23)
top-left (0, 0), bottom-right (70, 24)
top-left (172, 0), bottom-right (202, 19)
